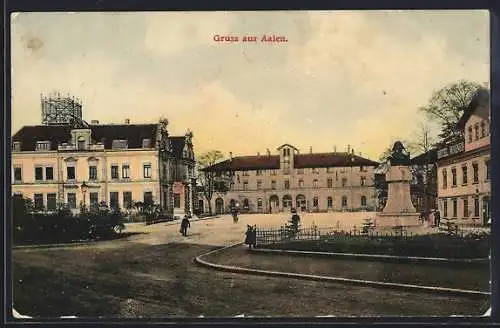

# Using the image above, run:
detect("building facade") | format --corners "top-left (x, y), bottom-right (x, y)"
top-left (201, 144), bottom-right (379, 214)
top-left (437, 89), bottom-right (491, 226)
top-left (11, 117), bottom-right (196, 216)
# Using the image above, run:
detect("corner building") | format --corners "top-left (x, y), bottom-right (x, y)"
top-left (11, 119), bottom-right (196, 215)
top-left (202, 144), bottom-right (379, 214)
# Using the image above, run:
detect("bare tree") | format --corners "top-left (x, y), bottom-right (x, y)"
top-left (419, 80), bottom-right (482, 145)
top-left (197, 150), bottom-right (228, 215)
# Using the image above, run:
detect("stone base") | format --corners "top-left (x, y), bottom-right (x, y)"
top-left (375, 212), bottom-right (421, 228)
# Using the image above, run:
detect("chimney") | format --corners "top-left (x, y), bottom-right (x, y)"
top-left (347, 144), bottom-right (350, 153)
top-left (309, 146), bottom-right (313, 154)
top-left (124, 118), bottom-right (130, 124)
top-left (229, 152), bottom-right (233, 161)
top-left (334, 145), bottom-right (337, 152)
top-left (351, 148), bottom-right (355, 155)
top-left (91, 120), bottom-right (99, 125)
top-left (266, 148), bottom-right (271, 156)
top-left (257, 152), bottom-right (260, 156)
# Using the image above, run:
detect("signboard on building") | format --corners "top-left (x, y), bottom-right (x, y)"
top-left (173, 182), bottom-right (184, 194)
top-left (437, 142), bottom-right (464, 160)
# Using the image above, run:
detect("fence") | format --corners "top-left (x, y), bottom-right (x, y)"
top-left (254, 224), bottom-right (476, 246)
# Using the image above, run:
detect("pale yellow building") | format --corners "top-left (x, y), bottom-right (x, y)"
top-left (201, 144), bottom-right (379, 214)
top-left (11, 118), bottom-right (196, 216)
top-left (437, 88), bottom-right (491, 226)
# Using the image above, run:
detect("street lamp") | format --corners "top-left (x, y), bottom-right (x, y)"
top-left (81, 181), bottom-right (89, 212)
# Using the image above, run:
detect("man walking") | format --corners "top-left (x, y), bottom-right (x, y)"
top-left (180, 215), bottom-right (191, 236)
top-left (434, 209), bottom-right (441, 228)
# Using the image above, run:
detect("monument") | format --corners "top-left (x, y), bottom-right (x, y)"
top-left (376, 141), bottom-right (421, 227)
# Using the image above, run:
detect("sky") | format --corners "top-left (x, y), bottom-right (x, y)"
top-left (10, 10), bottom-right (489, 160)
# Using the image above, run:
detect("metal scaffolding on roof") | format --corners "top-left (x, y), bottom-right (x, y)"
top-left (41, 92), bottom-right (83, 125)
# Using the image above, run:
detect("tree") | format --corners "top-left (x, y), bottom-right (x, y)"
top-left (197, 150), bottom-right (230, 215)
top-left (419, 80), bottom-right (482, 145)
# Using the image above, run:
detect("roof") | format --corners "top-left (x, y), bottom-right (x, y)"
top-left (169, 136), bottom-right (186, 159)
top-left (457, 88), bottom-right (490, 129)
top-left (12, 124), bottom-right (158, 151)
top-left (203, 152), bottom-right (379, 171)
top-left (410, 148), bottom-right (438, 165)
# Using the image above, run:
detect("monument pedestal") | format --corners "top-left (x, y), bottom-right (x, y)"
top-left (376, 164), bottom-right (421, 228)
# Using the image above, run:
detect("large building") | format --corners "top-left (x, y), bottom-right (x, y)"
top-left (436, 88), bottom-right (491, 226)
top-left (200, 144), bottom-right (379, 214)
top-left (11, 117), bottom-right (196, 216)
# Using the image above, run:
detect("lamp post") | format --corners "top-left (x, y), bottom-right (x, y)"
top-left (81, 181), bottom-right (89, 212)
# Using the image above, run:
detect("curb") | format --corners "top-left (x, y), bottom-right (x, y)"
top-left (250, 248), bottom-right (490, 264)
top-left (13, 241), bottom-right (96, 250)
top-left (194, 244), bottom-right (490, 297)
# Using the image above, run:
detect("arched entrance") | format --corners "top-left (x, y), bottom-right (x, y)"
top-left (257, 198), bottom-right (263, 212)
top-left (243, 198), bottom-right (250, 212)
top-left (283, 195), bottom-right (292, 210)
top-left (269, 195), bottom-right (279, 213)
top-left (483, 195), bottom-right (491, 225)
top-left (296, 194), bottom-right (306, 212)
top-left (215, 197), bottom-right (224, 214)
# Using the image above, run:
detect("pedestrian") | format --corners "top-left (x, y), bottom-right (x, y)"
top-left (245, 224), bottom-right (257, 249)
top-left (434, 210), bottom-right (441, 228)
top-left (180, 215), bottom-right (191, 236)
top-left (231, 206), bottom-right (239, 223)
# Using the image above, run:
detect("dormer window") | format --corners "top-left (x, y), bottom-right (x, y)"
top-left (77, 136), bottom-right (86, 150)
top-left (36, 141), bottom-right (51, 151)
top-left (112, 139), bottom-right (128, 149)
top-left (12, 142), bottom-right (21, 151)
top-left (468, 126), bottom-right (473, 143)
top-left (142, 138), bottom-right (151, 148)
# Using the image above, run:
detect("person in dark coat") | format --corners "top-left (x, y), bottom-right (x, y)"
top-left (231, 206), bottom-right (239, 223)
top-left (245, 224), bottom-right (257, 249)
top-left (180, 215), bottom-right (191, 236)
top-left (434, 210), bottom-right (441, 227)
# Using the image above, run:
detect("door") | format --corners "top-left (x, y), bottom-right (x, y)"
top-left (483, 196), bottom-right (491, 225)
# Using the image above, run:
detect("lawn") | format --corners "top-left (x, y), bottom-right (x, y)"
top-left (12, 242), bottom-right (490, 318)
top-left (205, 245), bottom-right (490, 292)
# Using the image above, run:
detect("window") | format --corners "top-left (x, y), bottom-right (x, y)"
top-left (462, 166), bottom-right (468, 185)
top-left (452, 198), bottom-right (457, 218)
top-left (468, 126), bottom-right (473, 142)
top-left (313, 197), bottom-right (319, 207)
top-left (284, 180), bottom-right (290, 189)
top-left (341, 196), bottom-right (348, 207)
top-left (313, 179), bottom-right (318, 188)
top-left (143, 164), bottom-right (152, 179)
top-left (47, 193), bottom-right (57, 211)
top-left (112, 140), bottom-right (128, 149)
top-left (327, 167), bottom-right (333, 173)
top-left (90, 192), bottom-right (99, 211)
top-left (110, 192), bottom-right (119, 210)
top-left (174, 194), bottom-right (181, 208)
top-left (45, 167), bottom-right (54, 181)
top-left (481, 121), bottom-right (486, 138)
top-left (360, 166), bottom-right (367, 172)
top-left (35, 167), bottom-right (43, 181)
top-left (242, 171), bottom-right (249, 176)
top-left (451, 168), bottom-right (457, 187)
top-left (271, 181), bottom-right (276, 190)
top-left (34, 193), bottom-right (44, 210)
top-left (361, 195), bottom-right (367, 207)
top-left (77, 138), bottom-right (85, 150)
top-left (360, 177), bottom-right (366, 186)
top-left (442, 170), bottom-right (447, 188)
top-left (443, 200), bottom-right (448, 217)
top-left (142, 138), bottom-right (151, 148)
top-left (256, 170), bottom-right (263, 176)
top-left (312, 168), bottom-right (319, 174)
top-left (296, 169), bottom-right (304, 175)
top-left (335, 171), bottom-right (338, 181)
top-left (89, 166), bottom-right (98, 181)
top-left (122, 164), bottom-right (130, 179)
top-left (123, 192), bottom-right (132, 209)
top-left (271, 170), bottom-right (277, 175)
top-left (486, 160), bottom-right (490, 180)
top-left (36, 141), bottom-right (51, 151)
top-left (257, 198), bottom-right (263, 207)
top-left (474, 124), bottom-right (479, 140)
top-left (14, 167), bottom-right (22, 182)
top-left (341, 178), bottom-right (347, 187)
top-left (111, 165), bottom-right (119, 179)
top-left (67, 193), bottom-right (76, 209)
top-left (67, 166), bottom-right (76, 180)
top-left (327, 178), bottom-right (333, 188)
top-left (463, 198), bottom-right (469, 217)
top-left (473, 163), bottom-right (479, 183)
top-left (474, 197), bottom-right (480, 217)
top-left (12, 142), bottom-right (21, 151)
top-left (243, 181), bottom-right (248, 190)
top-left (327, 197), bottom-right (333, 208)
top-left (144, 191), bottom-right (153, 205)
top-left (257, 180), bottom-right (262, 189)
top-left (299, 179), bottom-right (304, 188)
